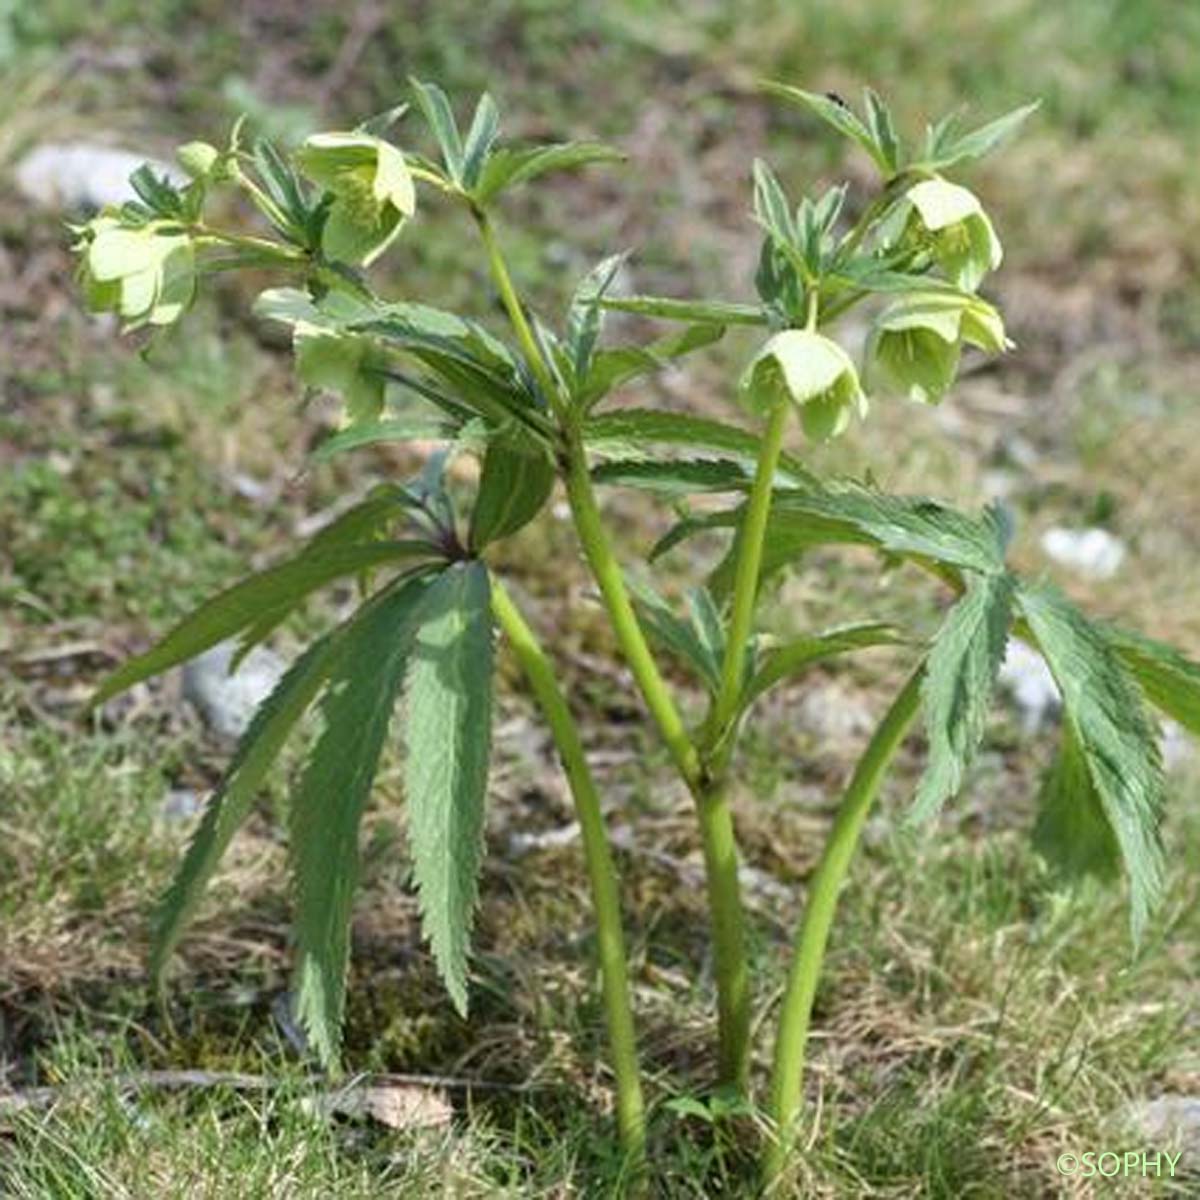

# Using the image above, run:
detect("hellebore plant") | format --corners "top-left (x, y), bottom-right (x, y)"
top-left (74, 81), bottom-right (1200, 1187)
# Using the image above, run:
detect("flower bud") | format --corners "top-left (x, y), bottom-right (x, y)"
top-left (176, 141), bottom-right (220, 179)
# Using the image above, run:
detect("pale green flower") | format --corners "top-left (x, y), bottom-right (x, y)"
top-left (295, 132), bottom-right (416, 266)
top-left (902, 178), bottom-right (1002, 291)
top-left (77, 217), bottom-right (196, 328)
top-left (866, 290), bottom-right (1009, 404)
top-left (741, 329), bottom-right (867, 441)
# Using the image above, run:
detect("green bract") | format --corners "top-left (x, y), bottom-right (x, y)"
top-left (901, 177), bottom-right (1002, 290)
top-left (294, 132), bottom-right (416, 265)
top-left (867, 290), bottom-right (1009, 404)
top-left (77, 216), bottom-right (196, 329)
top-left (741, 329), bottom-right (867, 440)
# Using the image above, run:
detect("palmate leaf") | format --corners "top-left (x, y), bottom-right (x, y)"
top-left (291, 574), bottom-right (434, 1069)
top-left (1104, 625), bottom-right (1200, 737)
top-left (401, 562), bottom-right (494, 1014)
top-left (1018, 582), bottom-right (1166, 940)
top-left (911, 572), bottom-right (1016, 822)
top-left (149, 628), bottom-right (345, 988)
top-left (91, 540), bottom-right (438, 706)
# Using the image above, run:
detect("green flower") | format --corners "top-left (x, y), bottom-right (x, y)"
top-left (741, 329), bottom-right (867, 441)
top-left (76, 216), bottom-right (196, 328)
top-left (901, 178), bottom-right (1002, 291)
top-left (866, 291), bottom-right (1009, 404)
top-left (295, 132), bottom-right (416, 266)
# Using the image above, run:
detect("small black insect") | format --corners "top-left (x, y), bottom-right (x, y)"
top-left (824, 91), bottom-right (851, 110)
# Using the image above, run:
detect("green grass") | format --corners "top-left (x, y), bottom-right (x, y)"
top-left (2, 0), bottom-right (1199, 1194)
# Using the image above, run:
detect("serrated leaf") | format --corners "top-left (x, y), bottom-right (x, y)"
top-left (911, 572), bottom-right (1016, 821)
top-left (409, 77), bottom-right (464, 182)
top-left (150, 629), bottom-right (345, 988)
top-left (91, 541), bottom-right (439, 707)
top-left (583, 408), bottom-right (815, 484)
top-left (468, 430), bottom-right (556, 550)
top-left (1104, 626), bottom-right (1200, 737)
top-left (760, 82), bottom-right (889, 172)
top-left (291, 574), bottom-right (434, 1068)
top-left (742, 622), bottom-right (906, 710)
top-left (600, 295), bottom-right (766, 326)
top-left (472, 141), bottom-right (624, 205)
top-left (565, 252), bottom-right (626, 382)
top-left (591, 457), bottom-right (758, 495)
top-left (1018, 582), bottom-right (1165, 940)
top-left (1033, 725), bottom-right (1121, 885)
top-left (402, 563), bottom-right (494, 1014)
top-left (310, 417), bottom-right (460, 464)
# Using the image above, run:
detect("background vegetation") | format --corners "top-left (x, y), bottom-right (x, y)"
top-left (2, 1), bottom-right (1198, 1194)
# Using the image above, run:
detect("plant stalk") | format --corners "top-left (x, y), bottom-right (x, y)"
top-left (762, 668), bottom-right (923, 1185)
top-left (490, 577), bottom-right (646, 1162)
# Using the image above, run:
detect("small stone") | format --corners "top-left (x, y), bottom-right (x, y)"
top-left (182, 641), bottom-right (286, 741)
top-left (15, 141), bottom-right (183, 212)
top-left (796, 683), bottom-right (875, 743)
top-left (1040, 526), bottom-right (1126, 580)
top-left (161, 788), bottom-right (203, 823)
top-left (1121, 1094), bottom-right (1200, 1155)
top-left (1162, 720), bottom-right (1195, 773)
top-left (998, 641), bottom-right (1061, 733)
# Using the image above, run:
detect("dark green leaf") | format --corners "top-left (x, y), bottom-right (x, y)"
top-left (578, 324), bottom-right (726, 408)
top-left (591, 458), bottom-right (758, 495)
top-left (402, 562), bottom-right (494, 1014)
top-left (1018, 582), bottom-right (1165, 940)
top-left (628, 577), bottom-right (723, 693)
top-left (92, 541), bottom-right (438, 707)
top-left (150, 629), bottom-right (344, 988)
top-left (911, 572), bottom-right (1016, 821)
top-left (582, 408), bottom-right (815, 484)
top-left (291, 575), bottom-right (433, 1067)
top-left (469, 430), bottom-right (556, 550)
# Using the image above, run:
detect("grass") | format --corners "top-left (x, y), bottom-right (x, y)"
top-left (2, 0), bottom-right (1199, 1194)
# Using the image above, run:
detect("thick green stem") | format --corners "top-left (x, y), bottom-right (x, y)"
top-left (763, 669), bottom-right (923, 1185)
top-left (490, 578), bottom-right (646, 1161)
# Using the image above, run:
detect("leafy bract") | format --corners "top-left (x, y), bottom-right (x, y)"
top-left (149, 629), bottom-right (345, 988)
top-left (1018, 582), bottom-right (1165, 940)
top-left (741, 622), bottom-right (906, 711)
top-left (911, 572), bottom-right (1016, 821)
top-left (401, 562), bottom-right (495, 1014)
top-left (91, 540), bottom-right (438, 707)
top-left (291, 575), bottom-right (433, 1068)
top-left (760, 83), bottom-right (890, 173)
top-left (473, 142), bottom-right (624, 205)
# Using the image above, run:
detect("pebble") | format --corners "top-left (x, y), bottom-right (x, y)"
top-left (1041, 526), bottom-right (1127, 580)
top-left (15, 141), bottom-right (183, 212)
top-left (181, 641), bottom-right (286, 742)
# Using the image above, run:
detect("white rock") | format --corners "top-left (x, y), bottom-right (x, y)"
top-left (998, 640), bottom-right (1060, 733)
top-left (182, 641), bottom-right (286, 741)
top-left (1040, 526), bottom-right (1127, 580)
top-left (15, 141), bottom-right (183, 212)
top-left (1122, 1095), bottom-right (1200, 1154)
top-left (1162, 720), bottom-right (1195, 773)
top-left (161, 788), bottom-right (203, 823)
